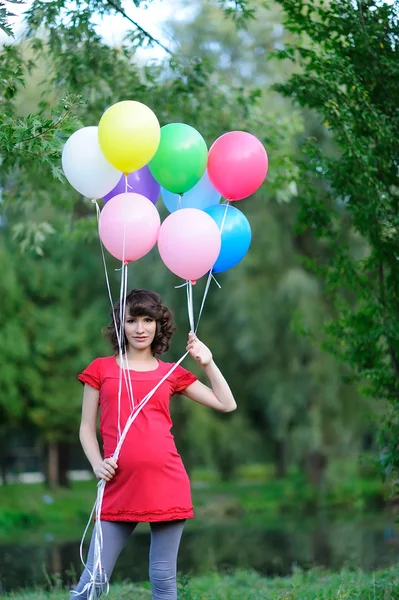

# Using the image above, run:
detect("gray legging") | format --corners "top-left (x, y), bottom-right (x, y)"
top-left (71, 519), bottom-right (185, 600)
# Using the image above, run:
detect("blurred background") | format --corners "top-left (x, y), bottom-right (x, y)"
top-left (1, 0), bottom-right (399, 594)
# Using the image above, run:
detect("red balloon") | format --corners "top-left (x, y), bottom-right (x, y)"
top-left (207, 131), bottom-right (268, 201)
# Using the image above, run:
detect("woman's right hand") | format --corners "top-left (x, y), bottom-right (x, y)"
top-left (93, 458), bottom-right (118, 481)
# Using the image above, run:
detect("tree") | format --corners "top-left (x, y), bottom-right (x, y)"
top-left (0, 225), bottom-right (115, 486)
top-left (0, 0), bottom-right (253, 235)
top-left (273, 0), bottom-right (399, 486)
top-left (164, 0), bottom-right (372, 486)
top-left (0, 0), bottom-right (377, 488)
top-left (1, 0), bottom-right (289, 482)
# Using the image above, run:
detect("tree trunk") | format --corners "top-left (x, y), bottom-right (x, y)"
top-left (274, 439), bottom-right (288, 478)
top-left (305, 449), bottom-right (328, 490)
top-left (215, 450), bottom-right (236, 482)
top-left (312, 511), bottom-right (332, 566)
top-left (0, 430), bottom-right (10, 485)
top-left (0, 462), bottom-right (8, 485)
top-left (50, 545), bottom-right (62, 580)
top-left (46, 442), bottom-right (59, 488)
top-left (58, 443), bottom-right (71, 488)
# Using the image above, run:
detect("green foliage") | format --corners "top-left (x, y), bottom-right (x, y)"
top-left (0, 0), bottom-right (380, 485)
top-left (218, 0), bottom-right (256, 24)
top-left (0, 0), bottom-right (24, 37)
top-left (0, 508), bottom-right (42, 534)
top-left (0, 231), bottom-right (111, 443)
top-left (166, 1), bottom-right (378, 483)
top-left (0, 96), bottom-right (82, 166)
top-left (272, 0), bottom-right (399, 484)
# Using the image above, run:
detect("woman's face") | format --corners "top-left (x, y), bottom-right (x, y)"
top-left (124, 314), bottom-right (157, 352)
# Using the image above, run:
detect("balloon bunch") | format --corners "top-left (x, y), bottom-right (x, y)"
top-left (62, 100), bottom-right (268, 282)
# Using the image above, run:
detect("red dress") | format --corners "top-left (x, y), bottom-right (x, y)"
top-left (78, 356), bottom-right (197, 522)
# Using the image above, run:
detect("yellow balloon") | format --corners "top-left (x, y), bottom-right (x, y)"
top-left (98, 101), bottom-right (161, 174)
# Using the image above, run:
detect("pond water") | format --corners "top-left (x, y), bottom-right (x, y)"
top-left (1, 513), bottom-right (399, 593)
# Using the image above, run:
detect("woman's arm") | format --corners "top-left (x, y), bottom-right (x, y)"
top-left (182, 332), bottom-right (237, 413)
top-left (79, 384), bottom-right (117, 481)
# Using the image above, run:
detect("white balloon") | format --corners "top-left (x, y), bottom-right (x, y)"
top-left (62, 126), bottom-right (121, 198)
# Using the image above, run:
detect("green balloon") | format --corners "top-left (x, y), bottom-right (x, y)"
top-left (149, 123), bottom-right (208, 194)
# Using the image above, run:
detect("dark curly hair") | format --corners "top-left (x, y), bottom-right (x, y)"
top-left (103, 289), bottom-right (176, 355)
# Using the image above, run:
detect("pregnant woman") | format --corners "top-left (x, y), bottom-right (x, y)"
top-left (72, 288), bottom-right (236, 600)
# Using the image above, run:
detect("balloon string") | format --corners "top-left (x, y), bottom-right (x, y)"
top-left (92, 201), bottom-right (136, 436)
top-left (88, 196), bottom-right (219, 599)
top-left (87, 198), bottom-right (200, 600)
top-left (195, 200), bottom-right (229, 332)
top-left (78, 345), bottom-right (191, 598)
top-left (111, 277), bottom-right (194, 465)
top-left (93, 198), bottom-right (139, 436)
top-left (210, 273), bottom-right (222, 289)
top-left (120, 248), bottom-right (137, 415)
top-left (85, 263), bottom-right (137, 600)
top-left (125, 174), bottom-right (128, 194)
top-left (122, 263), bottom-right (135, 411)
top-left (220, 199), bottom-right (230, 231)
top-left (119, 229), bottom-right (135, 413)
top-left (187, 280), bottom-right (195, 332)
top-left (86, 203), bottom-right (131, 599)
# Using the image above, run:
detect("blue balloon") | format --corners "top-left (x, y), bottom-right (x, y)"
top-left (161, 169), bottom-right (221, 213)
top-left (204, 204), bottom-right (252, 273)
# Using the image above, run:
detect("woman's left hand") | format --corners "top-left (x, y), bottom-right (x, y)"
top-left (186, 332), bottom-right (213, 367)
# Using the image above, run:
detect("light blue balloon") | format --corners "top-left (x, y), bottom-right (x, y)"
top-left (204, 204), bottom-right (252, 273)
top-left (161, 169), bottom-right (221, 213)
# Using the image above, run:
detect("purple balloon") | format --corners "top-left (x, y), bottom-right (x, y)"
top-left (103, 165), bottom-right (160, 204)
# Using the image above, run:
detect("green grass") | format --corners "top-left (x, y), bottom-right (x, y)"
top-left (0, 479), bottom-right (97, 542)
top-left (0, 463), bottom-right (387, 543)
top-left (3, 569), bottom-right (399, 600)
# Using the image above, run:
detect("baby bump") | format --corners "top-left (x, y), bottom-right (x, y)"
top-left (114, 432), bottom-right (180, 473)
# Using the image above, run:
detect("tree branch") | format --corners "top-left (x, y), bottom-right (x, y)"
top-left (18, 110), bottom-right (71, 145)
top-left (356, 0), bottom-right (368, 36)
top-left (106, 0), bottom-right (173, 56)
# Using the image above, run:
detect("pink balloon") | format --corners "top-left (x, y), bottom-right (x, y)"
top-left (158, 208), bottom-right (221, 281)
top-left (208, 131), bottom-right (268, 201)
top-left (99, 193), bottom-right (160, 262)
